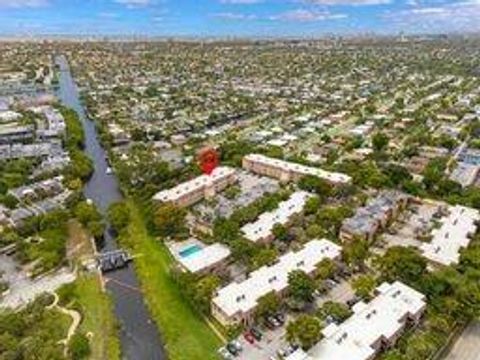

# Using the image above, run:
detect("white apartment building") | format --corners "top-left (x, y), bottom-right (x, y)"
top-left (241, 191), bottom-right (313, 243)
top-left (421, 205), bottom-right (480, 266)
top-left (242, 153), bottom-right (351, 185)
top-left (308, 281), bottom-right (426, 360)
top-left (0, 110), bottom-right (21, 123)
top-left (152, 166), bottom-right (236, 207)
top-left (211, 239), bottom-right (342, 327)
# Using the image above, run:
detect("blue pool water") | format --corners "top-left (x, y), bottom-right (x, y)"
top-left (179, 245), bottom-right (202, 258)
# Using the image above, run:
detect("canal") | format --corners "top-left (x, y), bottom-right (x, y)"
top-left (55, 55), bottom-right (166, 360)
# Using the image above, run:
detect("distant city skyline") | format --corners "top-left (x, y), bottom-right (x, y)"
top-left (0, 0), bottom-right (479, 37)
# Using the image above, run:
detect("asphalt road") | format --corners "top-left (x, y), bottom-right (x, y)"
top-left (444, 321), bottom-right (480, 360)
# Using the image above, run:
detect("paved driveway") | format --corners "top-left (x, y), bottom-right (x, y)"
top-left (237, 322), bottom-right (287, 360)
top-left (444, 321), bottom-right (480, 360)
top-left (0, 255), bottom-right (76, 309)
top-left (316, 280), bottom-right (354, 307)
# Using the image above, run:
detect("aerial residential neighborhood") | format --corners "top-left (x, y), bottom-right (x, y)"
top-left (2, 1), bottom-right (480, 360)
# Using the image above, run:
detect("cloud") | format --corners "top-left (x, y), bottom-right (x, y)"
top-left (213, 11), bottom-right (257, 20)
top-left (214, 7), bottom-right (347, 22)
top-left (220, 0), bottom-right (263, 3)
top-left (98, 12), bottom-right (119, 18)
top-left (301, 0), bottom-right (391, 5)
top-left (270, 8), bottom-right (347, 21)
top-left (0, 0), bottom-right (48, 7)
top-left (383, 1), bottom-right (480, 32)
top-left (410, 7), bottom-right (446, 14)
top-left (114, 0), bottom-right (152, 7)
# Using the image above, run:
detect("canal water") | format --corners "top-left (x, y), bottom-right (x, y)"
top-left (56, 55), bottom-right (166, 360)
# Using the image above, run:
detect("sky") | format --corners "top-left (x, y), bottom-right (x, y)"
top-left (0, 0), bottom-right (479, 37)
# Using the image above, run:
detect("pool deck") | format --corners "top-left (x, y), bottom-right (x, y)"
top-left (166, 238), bottom-right (231, 274)
top-left (167, 238), bottom-right (205, 262)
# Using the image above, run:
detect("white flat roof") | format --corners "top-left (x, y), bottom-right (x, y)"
top-left (0, 110), bottom-right (21, 121)
top-left (449, 162), bottom-right (479, 188)
top-left (309, 281), bottom-right (426, 360)
top-left (421, 205), bottom-right (480, 266)
top-left (244, 153), bottom-right (351, 184)
top-left (267, 139), bottom-right (289, 147)
top-left (212, 239), bottom-right (341, 318)
top-left (179, 243), bottom-right (231, 273)
top-left (285, 349), bottom-right (311, 360)
top-left (241, 191), bottom-right (313, 243)
top-left (152, 166), bottom-right (235, 202)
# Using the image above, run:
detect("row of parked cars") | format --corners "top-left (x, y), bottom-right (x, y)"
top-left (218, 326), bottom-right (266, 360)
top-left (217, 313), bottom-right (286, 359)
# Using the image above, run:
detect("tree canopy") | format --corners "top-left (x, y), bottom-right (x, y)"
top-left (153, 202), bottom-right (187, 238)
top-left (286, 315), bottom-right (323, 350)
top-left (288, 270), bottom-right (316, 302)
top-left (375, 246), bottom-right (427, 286)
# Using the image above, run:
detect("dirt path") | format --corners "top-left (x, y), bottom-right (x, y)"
top-left (48, 291), bottom-right (82, 355)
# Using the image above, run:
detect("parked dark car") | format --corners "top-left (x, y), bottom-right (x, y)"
top-left (250, 327), bottom-right (263, 341)
top-left (226, 342), bottom-right (239, 356)
top-left (218, 347), bottom-right (234, 360)
top-left (347, 295), bottom-right (361, 307)
top-left (274, 313), bottom-right (285, 325)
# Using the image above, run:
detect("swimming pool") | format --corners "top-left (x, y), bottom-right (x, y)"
top-left (179, 244), bottom-right (202, 258)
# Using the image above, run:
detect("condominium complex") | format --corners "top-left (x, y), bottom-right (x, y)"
top-left (32, 106), bottom-right (66, 139)
top-left (211, 239), bottom-right (342, 327)
top-left (0, 141), bottom-right (64, 160)
top-left (152, 166), bottom-right (236, 207)
top-left (0, 124), bottom-right (34, 144)
top-left (242, 153), bottom-right (351, 185)
top-left (308, 281), bottom-right (426, 360)
top-left (340, 191), bottom-right (410, 242)
top-left (241, 191), bottom-right (313, 243)
top-left (421, 205), bottom-right (480, 266)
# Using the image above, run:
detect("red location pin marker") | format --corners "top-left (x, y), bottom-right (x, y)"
top-left (198, 147), bottom-right (219, 175)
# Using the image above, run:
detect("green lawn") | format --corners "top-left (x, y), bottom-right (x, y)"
top-left (73, 275), bottom-right (121, 360)
top-left (123, 201), bottom-right (222, 360)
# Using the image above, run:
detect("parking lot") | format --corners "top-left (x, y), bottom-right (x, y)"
top-left (225, 279), bottom-right (354, 360)
top-left (236, 322), bottom-right (288, 360)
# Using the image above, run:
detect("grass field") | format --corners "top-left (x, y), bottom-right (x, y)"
top-left (65, 221), bottom-right (121, 360)
top-left (122, 201), bottom-right (222, 360)
top-left (73, 275), bottom-right (122, 360)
